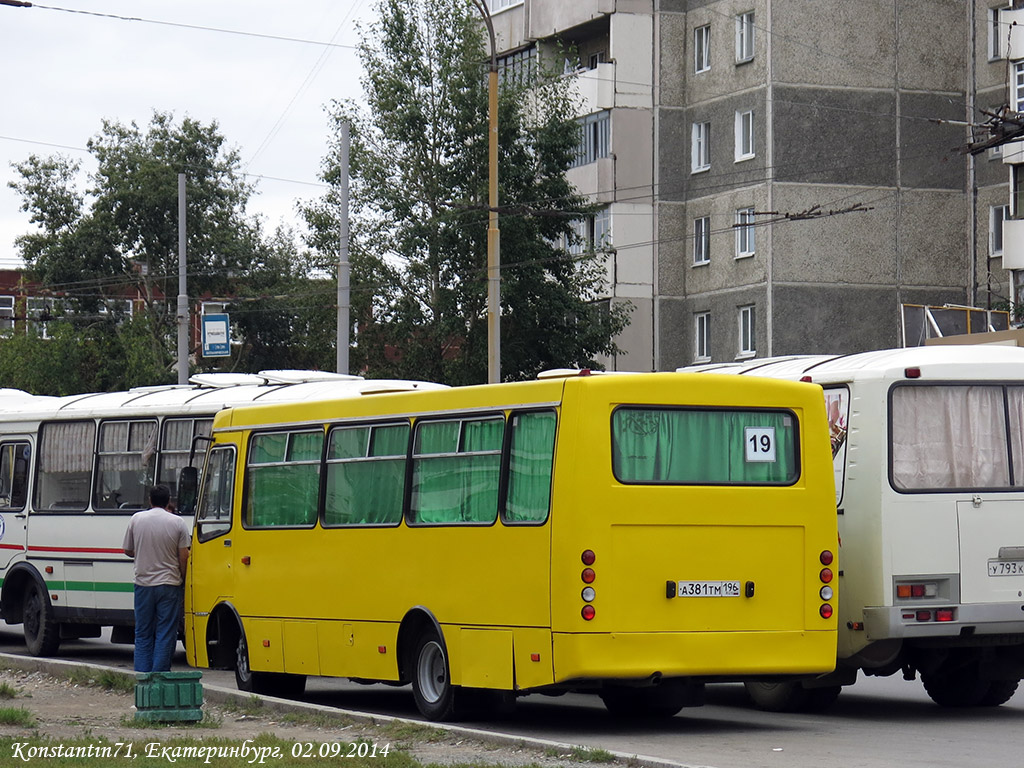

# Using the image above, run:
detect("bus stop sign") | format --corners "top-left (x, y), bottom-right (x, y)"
top-left (202, 313), bottom-right (231, 358)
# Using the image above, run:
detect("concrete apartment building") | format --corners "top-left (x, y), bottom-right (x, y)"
top-left (487, 1), bottom-right (1011, 370)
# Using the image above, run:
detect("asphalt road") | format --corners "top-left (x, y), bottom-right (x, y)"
top-left (0, 624), bottom-right (1020, 768)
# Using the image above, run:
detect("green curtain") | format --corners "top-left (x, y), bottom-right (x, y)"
top-left (612, 408), bottom-right (796, 485)
top-left (412, 418), bottom-right (503, 523)
top-left (325, 424), bottom-right (408, 526)
top-left (246, 431), bottom-right (321, 527)
top-left (506, 411), bottom-right (556, 522)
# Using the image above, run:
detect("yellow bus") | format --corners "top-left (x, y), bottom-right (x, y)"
top-left (183, 371), bottom-right (838, 720)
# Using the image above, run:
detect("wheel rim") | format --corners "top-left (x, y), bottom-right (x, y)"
top-left (236, 636), bottom-right (251, 683)
top-left (417, 640), bottom-right (447, 704)
top-left (25, 588), bottom-right (41, 639)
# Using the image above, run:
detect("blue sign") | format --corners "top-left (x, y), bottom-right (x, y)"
top-left (202, 313), bottom-right (231, 358)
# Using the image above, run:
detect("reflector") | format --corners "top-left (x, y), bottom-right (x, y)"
top-left (581, 549), bottom-right (596, 565)
top-left (582, 568), bottom-right (596, 584)
top-left (820, 550), bottom-right (833, 565)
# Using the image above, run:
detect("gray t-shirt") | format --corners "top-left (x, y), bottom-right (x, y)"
top-left (122, 507), bottom-right (191, 587)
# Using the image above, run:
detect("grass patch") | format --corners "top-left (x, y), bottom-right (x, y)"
top-left (0, 682), bottom-right (18, 699)
top-left (570, 745), bottom-right (616, 763)
top-left (65, 668), bottom-right (135, 693)
top-left (118, 711), bottom-right (223, 730)
top-left (279, 710), bottom-right (351, 729)
top-left (218, 695), bottom-right (265, 717)
top-left (379, 720), bottom-right (447, 743)
top-left (0, 707), bottom-right (35, 727)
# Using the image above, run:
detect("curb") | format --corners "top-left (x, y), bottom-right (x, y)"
top-left (0, 653), bottom-right (694, 768)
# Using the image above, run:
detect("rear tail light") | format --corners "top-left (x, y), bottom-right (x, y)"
top-left (582, 605), bottom-right (596, 620)
top-left (916, 610), bottom-right (932, 622)
top-left (820, 568), bottom-right (833, 583)
top-left (820, 550), bottom-right (834, 566)
top-left (936, 609), bottom-right (955, 622)
top-left (581, 550), bottom-right (597, 620)
top-left (581, 549), bottom-right (596, 566)
top-left (820, 604), bottom-right (833, 619)
top-left (581, 587), bottom-right (595, 602)
top-left (896, 581), bottom-right (938, 599)
top-left (581, 568), bottom-right (596, 584)
top-left (820, 586), bottom-right (833, 601)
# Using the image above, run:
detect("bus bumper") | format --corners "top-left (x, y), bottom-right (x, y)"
top-left (864, 602), bottom-right (1024, 641)
top-left (551, 630), bottom-right (837, 683)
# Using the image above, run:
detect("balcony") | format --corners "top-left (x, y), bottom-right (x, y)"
top-left (572, 62), bottom-right (615, 114)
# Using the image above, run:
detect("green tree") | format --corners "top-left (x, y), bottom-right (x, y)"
top-left (8, 111), bottom-right (261, 387)
top-left (302, 0), bottom-right (628, 385)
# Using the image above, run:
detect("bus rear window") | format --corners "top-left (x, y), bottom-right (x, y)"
top-left (612, 407), bottom-right (799, 485)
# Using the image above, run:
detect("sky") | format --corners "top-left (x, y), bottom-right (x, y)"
top-left (0, 0), bottom-right (375, 268)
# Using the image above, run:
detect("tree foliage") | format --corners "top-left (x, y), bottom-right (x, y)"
top-left (303, 0), bottom-right (628, 385)
top-left (5, 112), bottom-right (273, 391)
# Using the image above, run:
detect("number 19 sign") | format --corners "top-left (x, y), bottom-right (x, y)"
top-left (745, 426), bottom-right (776, 462)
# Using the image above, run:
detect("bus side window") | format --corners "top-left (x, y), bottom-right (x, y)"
top-left (503, 411), bottom-right (556, 524)
top-left (410, 416), bottom-right (504, 525)
top-left (325, 422), bottom-right (408, 526)
top-left (197, 446), bottom-right (236, 542)
top-left (93, 420), bottom-right (157, 512)
top-left (35, 421), bottom-right (95, 512)
top-left (0, 442), bottom-right (31, 512)
top-left (245, 430), bottom-right (321, 528)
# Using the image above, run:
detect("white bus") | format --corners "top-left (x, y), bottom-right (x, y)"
top-left (0, 371), bottom-right (444, 656)
top-left (685, 346), bottom-right (1024, 709)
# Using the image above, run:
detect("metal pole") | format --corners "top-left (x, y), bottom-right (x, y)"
top-left (471, 0), bottom-right (501, 384)
top-left (337, 121), bottom-right (351, 375)
top-left (177, 173), bottom-right (188, 385)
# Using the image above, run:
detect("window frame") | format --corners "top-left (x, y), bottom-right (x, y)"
top-left (571, 111), bottom-right (611, 168)
top-left (0, 441), bottom-right (31, 513)
top-left (736, 11), bottom-right (755, 63)
top-left (694, 311), bottom-right (711, 362)
top-left (243, 428), bottom-right (324, 529)
top-left (694, 24), bottom-right (711, 73)
top-left (501, 409), bottom-right (558, 526)
top-left (735, 109), bottom-right (755, 162)
top-left (33, 420), bottom-right (96, 514)
top-left (990, 7), bottom-right (1004, 61)
top-left (92, 418), bottom-right (159, 513)
top-left (992, 204), bottom-right (1010, 257)
top-left (196, 445), bottom-right (237, 543)
top-left (691, 121), bottom-right (711, 173)
top-left (0, 296), bottom-right (14, 334)
top-left (738, 304), bottom-right (756, 358)
top-left (323, 420), bottom-right (410, 528)
top-left (693, 216), bottom-right (711, 265)
top-left (735, 207), bottom-right (756, 258)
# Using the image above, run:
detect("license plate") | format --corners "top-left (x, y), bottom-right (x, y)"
top-left (676, 580), bottom-right (741, 597)
top-left (988, 560), bottom-right (1024, 576)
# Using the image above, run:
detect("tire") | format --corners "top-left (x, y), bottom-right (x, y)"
top-left (979, 679), bottom-right (1019, 707)
top-left (599, 680), bottom-right (694, 718)
top-left (234, 630), bottom-right (306, 698)
top-left (921, 667), bottom-right (990, 707)
top-left (744, 681), bottom-right (808, 713)
top-left (411, 631), bottom-right (460, 721)
top-left (802, 685), bottom-right (842, 712)
top-left (23, 581), bottom-right (60, 657)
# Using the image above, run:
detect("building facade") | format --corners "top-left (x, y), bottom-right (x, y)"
top-left (487, 0), bottom-right (1010, 369)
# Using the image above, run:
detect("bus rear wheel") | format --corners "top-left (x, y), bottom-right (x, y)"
top-left (921, 667), bottom-right (989, 707)
top-left (979, 679), bottom-right (1019, 707)
top-left (411, 631), bottom-right (460, 721)
top-left (24, 581), bottom-right (60, 657)
top-left (234, 632), bottom-right (306, 698)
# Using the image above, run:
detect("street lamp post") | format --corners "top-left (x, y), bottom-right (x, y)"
top-left (470, 0), bottom-right (501, 384)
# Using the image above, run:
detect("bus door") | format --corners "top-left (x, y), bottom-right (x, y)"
top-left (957, 499), bottom-right (1024, 604)
top-left (188, 445), bottom-right (238, 654)
top-left (0, 439), bottom-right (31, 571)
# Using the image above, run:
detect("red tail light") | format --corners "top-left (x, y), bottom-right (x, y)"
top-left (820, 568), bottom-right (833, 583)
top-left (820, 604), bottom-right (833, 619)
top-left (935, 609), bottom-right (955, 622)
top-left (582, 605), bottom-right (596, 620)
top-left (820, 550), bottom-right (834, 565)
top-left (581, 550), bottom-right (596, 565)
top-left (582, 568), bottom-right (596, 584)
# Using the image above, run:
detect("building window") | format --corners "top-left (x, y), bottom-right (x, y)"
top-left (572, 111), bottom-right (610, 167)
top-left (992, 204), bottom-right (1010, 257)
top-left (695, 312), bottom-right (711, 361)
top-left (0, 296), bottom-right (14, 334)
top-left (990, 7), bottom-right (1003, 61)
top-left (498, 46), bottom-right (536, 85)
top-left (564, 207), bottom-right (612, 255)
top-left (739, 305), bottom-right (756, 357)
top-left (692, 121), bottom-right (711, 173)
top-left (735, 109), bottom-right (755, 161)
top-left (1015, 61), bottom-right (1024, 112)
top-left (736, 208), bottom-right (756, 258)
top-left (488, 0), bottom-right (522, 11)
top-left (694, 25), bottom-right (711, 73)
top-left (693, 216), bottom-right (710, 265)
top-left (736, 11), bottom-right (755, 63)
top-left (588, 51), bottom-right (607, 70)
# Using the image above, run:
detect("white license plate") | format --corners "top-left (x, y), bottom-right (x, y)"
top-left (677, 580), bottom-right (741, 597)
top-left (988, 560), bottom-right (1024, 576)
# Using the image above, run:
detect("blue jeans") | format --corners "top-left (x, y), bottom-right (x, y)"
top-left (134, 584), bottom-right (182, 673)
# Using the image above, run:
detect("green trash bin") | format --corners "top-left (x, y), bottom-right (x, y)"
top-left (135, 670), bottom-right (203, 722)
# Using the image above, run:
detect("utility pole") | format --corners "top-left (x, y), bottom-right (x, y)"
top-left (470, 0), bottom-right (501, 384)
top-left (337, 121), bottom-right (351, 375)
top-left (177, 173), bottom-right (188, 385)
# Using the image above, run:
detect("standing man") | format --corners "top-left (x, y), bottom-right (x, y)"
top-left (122, 484), bottom-right (190, 673)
